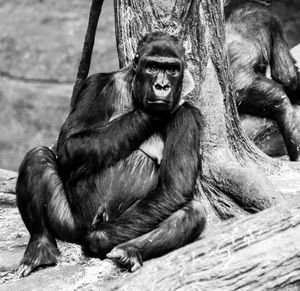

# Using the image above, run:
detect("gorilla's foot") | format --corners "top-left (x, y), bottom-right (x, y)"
top-left (16, 235), bottom-right (60, 278)
top-left (107, 245), bottom-right (143, 272)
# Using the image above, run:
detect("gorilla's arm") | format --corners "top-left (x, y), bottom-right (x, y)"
top-left (110, 103), bottom-right (203, 228)
top-left (57, 72), bottom-right (164, 173)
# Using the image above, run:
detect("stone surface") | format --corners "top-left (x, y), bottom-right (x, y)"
top-left (0, 169), bottom-right (18, 195)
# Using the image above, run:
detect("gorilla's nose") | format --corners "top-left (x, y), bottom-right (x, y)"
top-left (153, 83), bottom-right (171, 98)
top-left (154, 83), bottom-right (170, 91)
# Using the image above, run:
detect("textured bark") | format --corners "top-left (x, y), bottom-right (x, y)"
top-left (114, 0), bottom-right (287, 223)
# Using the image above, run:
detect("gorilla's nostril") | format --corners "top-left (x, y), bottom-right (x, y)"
top-left (154, 84), bottom-right (170, 91)
top-left (155, 84), bottom-right (163, 90)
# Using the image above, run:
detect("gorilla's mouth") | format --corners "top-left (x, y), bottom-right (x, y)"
top-left (147, 99), bottom-right (170, 105)
top-left (153, 88), bottom-right (171, 99)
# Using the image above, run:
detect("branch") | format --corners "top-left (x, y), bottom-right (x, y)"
top-left (71, 0), bottom-right (105, 109)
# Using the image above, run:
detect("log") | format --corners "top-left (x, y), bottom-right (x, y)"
top-left (106, 197), bottom-right (300, 290)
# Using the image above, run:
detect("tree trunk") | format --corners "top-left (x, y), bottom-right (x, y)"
top-left (114, 0), bottom-right (296, 223)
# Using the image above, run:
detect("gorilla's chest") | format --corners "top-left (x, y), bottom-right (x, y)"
top-left (100, 134), bottom-right (164, 195)
top-left (95, 134), bottom-right (164, 218)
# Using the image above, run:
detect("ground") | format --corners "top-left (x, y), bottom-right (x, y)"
top-left (0, 172), bottom-right (126, 289)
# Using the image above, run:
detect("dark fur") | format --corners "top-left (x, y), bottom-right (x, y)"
top-left (16, 32), bottom-right (206, 276)
top-left (225, 0), bottom-right (300, 160)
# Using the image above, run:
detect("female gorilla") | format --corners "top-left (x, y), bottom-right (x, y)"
top-left (16, 32), bottom-right (206, 276)
top-left (225, 0), bottom-right (300, 160)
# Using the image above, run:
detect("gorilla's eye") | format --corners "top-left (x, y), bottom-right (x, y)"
top-left (166, 65), bottom-right (180, 76)
top-left (146, 64), bottom-right (159, 74)
top-left (167, 68), bottom-right (175, 73)
top-left (166, 68), bottom-right (177, 75)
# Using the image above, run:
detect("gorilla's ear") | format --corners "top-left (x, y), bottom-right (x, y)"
top-left (182, 69), bottom-right (195, 97)
top-left (224, 0), bottom-right (272, 7)
top-left (132, 54), bottom-right (139, 70)
top-left (223, 0), bottom-right (231, 7)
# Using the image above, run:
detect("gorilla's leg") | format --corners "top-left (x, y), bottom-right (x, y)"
top-left (108, 199), bottom-right (206, 271)
top-left (16, 147), bottom-right (79, 277)
top-left (237, 74), bottom-right (300, 161)
top-left (270, 26), bottom-right (300, 103)
top-left (84, 200), bottom-right (206, 272)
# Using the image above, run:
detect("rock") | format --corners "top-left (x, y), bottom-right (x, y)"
top-left (0, 193), bottom-right (16, 206)
top-left (0, 259), bottom-right (125, 291)
top-left (0, 169), bottom-right (18, 195)
top-left (0, 265), bottom-right (85, 290)
top-left (0, 169), bottom-right (17, 180)
top-left (0, 169), bottom-right (17, 205)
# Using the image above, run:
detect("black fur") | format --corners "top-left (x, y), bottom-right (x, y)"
top-left (225, 1), bottom-right (300, 161)
top-left (16, 32), bottom-right (206, 276)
